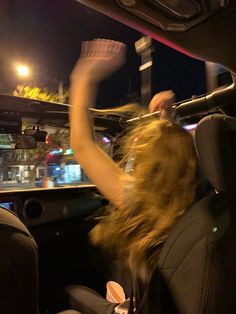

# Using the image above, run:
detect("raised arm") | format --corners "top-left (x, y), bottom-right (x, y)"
top-left (70, 39), bottom-right (126, 209)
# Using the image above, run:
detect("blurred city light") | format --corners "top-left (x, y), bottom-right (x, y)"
top-left (183, 123), bottom-right (197, 131)
top-left (64, 148), bottom-right (73, 155)
top-left (16, 65), bottom-right (29, 77)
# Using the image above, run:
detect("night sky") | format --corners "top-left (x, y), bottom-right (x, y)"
top-left (0, 0), bottom-right (206, 107)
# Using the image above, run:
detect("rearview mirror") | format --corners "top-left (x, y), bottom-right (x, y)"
top-left (24, 126), bottom-right (48, 142)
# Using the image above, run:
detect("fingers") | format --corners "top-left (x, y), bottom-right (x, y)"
top-left (149, 90), bottom-right (175, 113)
top-left (93, 39), bottom-right (125, 57)
top-left (80, 39), bottom-right (126, 60)
top-left (72, 39), bottom-right (126, 83)
top-left (80, 41), bottom-right (90, 58)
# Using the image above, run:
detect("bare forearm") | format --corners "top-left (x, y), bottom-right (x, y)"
top-left (69, 76), bottom-right (125, 206)
top-left (69, 39), bottom-right (127, 208)
top-left (70, 77), bottom-right (97, 150)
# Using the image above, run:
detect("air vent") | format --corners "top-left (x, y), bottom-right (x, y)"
top-left (23, 199), bottom-right (44, 219)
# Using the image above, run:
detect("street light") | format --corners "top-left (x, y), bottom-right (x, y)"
top-left (16, 64), bottom-right (30, 77)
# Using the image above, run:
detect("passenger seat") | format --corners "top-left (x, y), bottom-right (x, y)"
top-left (0, 206), bottom-right (39, 314)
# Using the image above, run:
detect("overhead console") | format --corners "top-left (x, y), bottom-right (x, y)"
top-left (78, 0), bottom-right (236, 73)
top-left (115, 0), bottom-right (229, 31)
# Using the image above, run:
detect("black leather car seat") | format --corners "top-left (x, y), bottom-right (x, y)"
top-left (143, 114), bottom-right (236, 314)
top-left (0, 206), bottom-right (39, 314)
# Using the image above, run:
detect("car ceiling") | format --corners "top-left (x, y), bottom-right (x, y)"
top-left (77, 0), bottom-right (236, 76)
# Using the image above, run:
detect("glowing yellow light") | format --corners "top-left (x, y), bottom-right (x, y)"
top-left (16, 65), bottom-right (29, 77)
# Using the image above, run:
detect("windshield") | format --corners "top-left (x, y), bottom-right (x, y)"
top-left (0, 125), bottom-right (112, 191)
top-left (0, 0), bottom-right (217, 193)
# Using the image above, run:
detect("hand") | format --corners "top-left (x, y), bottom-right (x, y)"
top-left (71, 39), bottom-right (126, 84)
top-left (148, 90), bottom-right (175, 120)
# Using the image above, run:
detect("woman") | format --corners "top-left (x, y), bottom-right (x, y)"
top-left (69, 39), bottom-right (197, 313)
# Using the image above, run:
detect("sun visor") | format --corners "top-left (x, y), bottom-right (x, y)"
top-left (115, 0), bottom-right (229, 31)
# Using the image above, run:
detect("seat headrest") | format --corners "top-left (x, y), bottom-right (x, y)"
top-left (195, 114), bottom-right (236, 194)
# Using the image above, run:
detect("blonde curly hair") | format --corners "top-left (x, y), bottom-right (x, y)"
top-left (91, 117), bottom-right (197, 281)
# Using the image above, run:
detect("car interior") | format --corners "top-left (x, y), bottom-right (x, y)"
top-left (1, 0), bottom-right (236, 313)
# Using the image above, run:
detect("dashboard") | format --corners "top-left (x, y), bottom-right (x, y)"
top-left (0, 185), bottom-right (103, 228)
